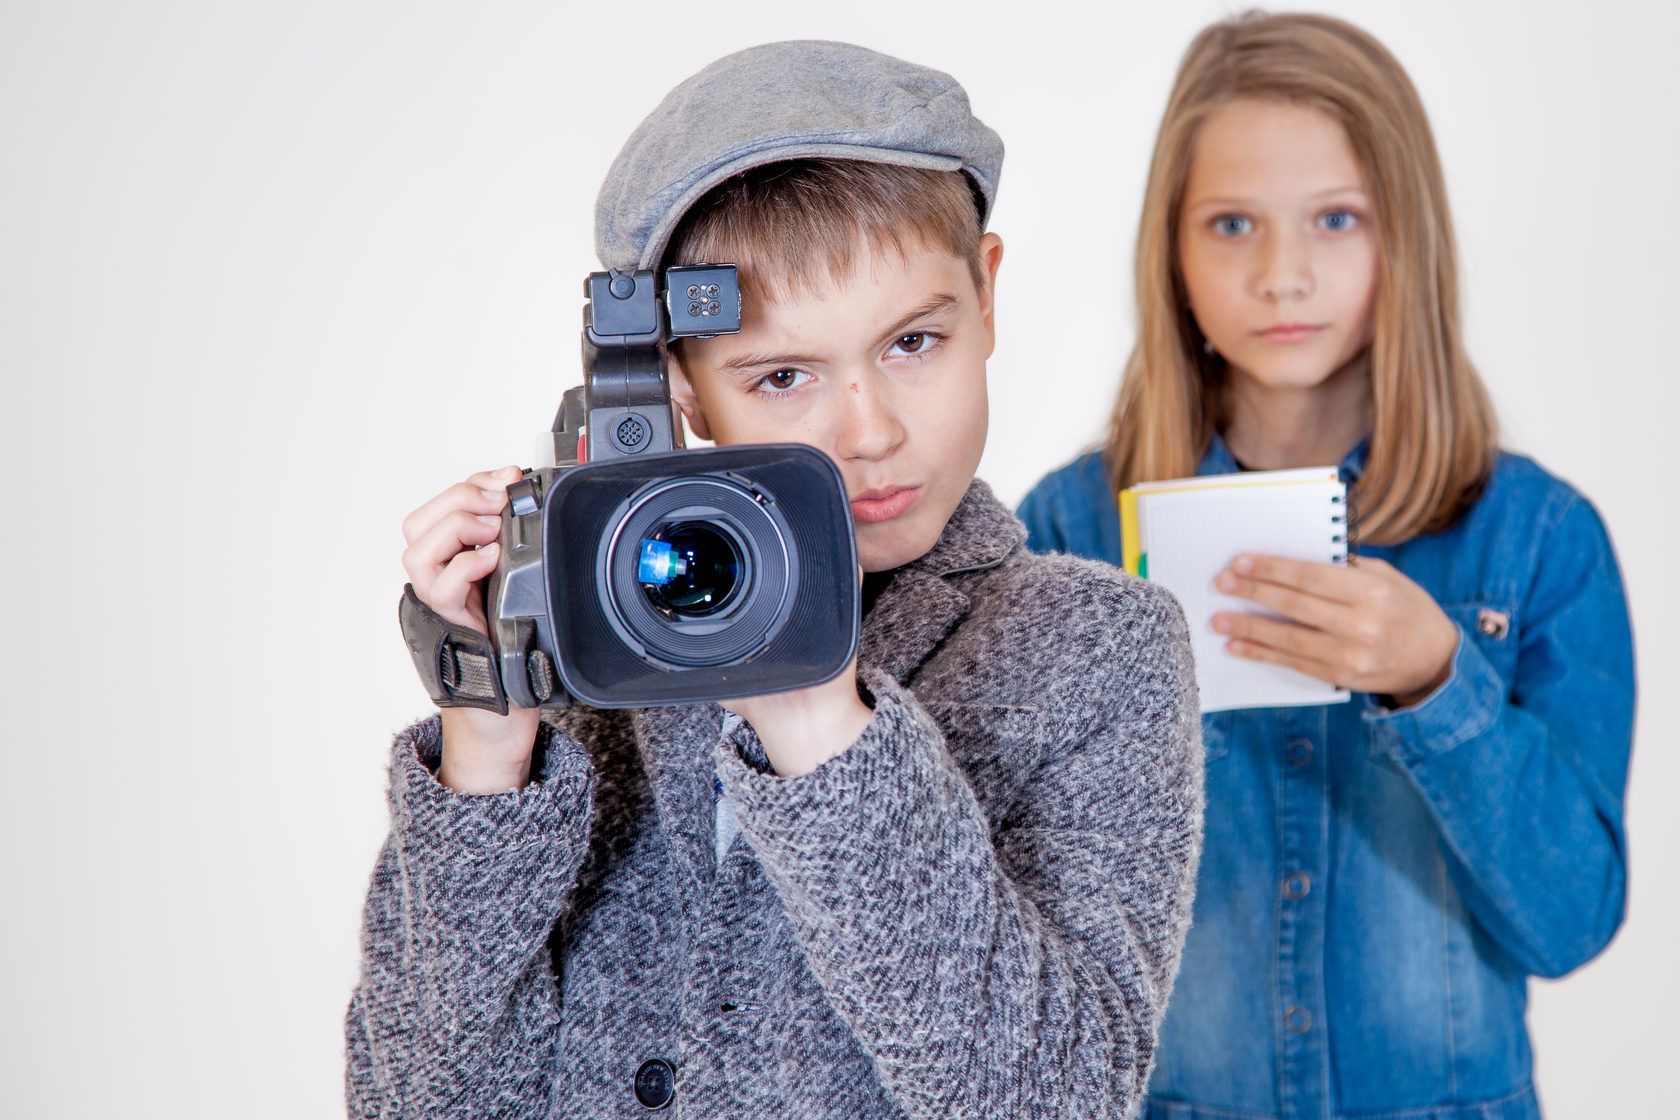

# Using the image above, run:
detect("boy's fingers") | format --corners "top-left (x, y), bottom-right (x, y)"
top-left (426, 542), bottom-right (501, 629)
top-left (403, 510), bottom-right (504, 591)
top-left (401, 468), bottom-right (520, 545)
top-left (1230, 553), bottom-right (1360, 603)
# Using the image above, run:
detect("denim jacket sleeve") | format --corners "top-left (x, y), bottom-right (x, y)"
top-left (1365, 493), bottom-right (1635, 978)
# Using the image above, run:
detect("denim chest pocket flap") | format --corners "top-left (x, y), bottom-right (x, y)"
top-left (1365, 599), bottom-right (1519, 769)
top-left (1441, 599), bottom-right (1520, 684)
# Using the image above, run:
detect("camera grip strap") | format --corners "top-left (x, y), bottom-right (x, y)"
top-left (398, 584), bottom-right (509, 715)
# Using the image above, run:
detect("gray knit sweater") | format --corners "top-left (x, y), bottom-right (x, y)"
top-left (345, 481), bottom-right (1202, 1119)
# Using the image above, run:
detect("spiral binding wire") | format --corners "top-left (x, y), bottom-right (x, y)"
top-left (1330, 470), bottom-right (1361, 563)
top-left (1345, 474), bottom-right (1361, 559)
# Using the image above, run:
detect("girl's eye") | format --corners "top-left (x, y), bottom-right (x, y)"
top-left (1318, 209), bottom-right (1359, 232)
top-left (1213, 215), bottom-right (1253, 236)
top-left (754, 368), bottom-right (809, 394)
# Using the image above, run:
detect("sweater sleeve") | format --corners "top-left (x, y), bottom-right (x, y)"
top-left (1366, 494), bottom-right (1636, 977)
top-left (716, 585), bottom-right (1202, 1120)
top-left (344, 716), bottom-right (597, 1118)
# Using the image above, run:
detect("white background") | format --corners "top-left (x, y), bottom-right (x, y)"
top-left (3, 1), bottom-right (1674, 1116)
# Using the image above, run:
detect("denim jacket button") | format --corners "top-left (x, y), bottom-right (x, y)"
top-left (1286, 739), bottom-right (1312, 765)
top-left (1283, 872), bottom-right (1311, 899)
top-left (1285, 1006), bottom-right (1312, 1034)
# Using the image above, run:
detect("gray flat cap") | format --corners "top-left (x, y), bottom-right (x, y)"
top-left (594, 40), bottom-right (1004, 271)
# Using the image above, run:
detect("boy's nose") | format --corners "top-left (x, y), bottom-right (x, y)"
top-left (835, 374), bottom-right (906, 462)
top-left (1254, 229), bottom-right (1313, 301)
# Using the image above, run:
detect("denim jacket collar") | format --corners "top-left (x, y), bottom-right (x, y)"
top-left (1198, 431), bottom-right (1371, 483)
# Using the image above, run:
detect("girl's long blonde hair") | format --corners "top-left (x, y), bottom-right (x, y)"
top-left (1105, 10), bottom-right (1496, 544)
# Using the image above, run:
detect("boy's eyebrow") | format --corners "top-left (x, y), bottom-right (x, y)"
top-left (713, 349), bottom-right (827, 376)
top-left (711, 294), bottom-right (966, 375)
top-left (874, 294), bottom-right (963, 346)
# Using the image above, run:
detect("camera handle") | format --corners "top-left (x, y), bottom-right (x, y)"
top-left (401, 584), bottom-right (550, 715)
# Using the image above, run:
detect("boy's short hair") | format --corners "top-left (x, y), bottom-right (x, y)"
top-left (594, 40), bottom-right (1002, 275)
top-left (663, 159), bottom-right (987, 304)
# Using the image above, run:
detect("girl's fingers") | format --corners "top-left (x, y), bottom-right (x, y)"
top-left (400, 466), bottom-right (522, 545)
top-left (1228, 553), bottom-right (1362, 604)
top-left (1216, 569), bottom-right (1348, 631)
top-left (1223, 631), bottom-right (1341, 686)
top-left (1215, 610), bottom-right (1339, 667)
top-left (403, 509), bottom-right (504, 591)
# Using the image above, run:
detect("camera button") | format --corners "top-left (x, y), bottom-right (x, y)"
top-left (508, 479), bottom-right (539, 517)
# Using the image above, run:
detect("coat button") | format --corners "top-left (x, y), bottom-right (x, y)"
top-left (1286, 739), bottom-right (1312, 765)
top-left (634, 1058), bottom-right (675, 1110)
top-left (1283, 872), bottom-right (1311, 899)
top-left (1285, 1006), bottom-right (1312, 1034)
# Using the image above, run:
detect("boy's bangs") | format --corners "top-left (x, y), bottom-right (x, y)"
top-left (665, 160), bottom-right (985, 305)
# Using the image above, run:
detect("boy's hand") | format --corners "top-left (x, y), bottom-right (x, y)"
top-left (723, 567), bottom-right (873, 777)
top-left (1211, 554), bottom-right (1459, 708)
top-left (401, 465), bottom-right (541, 793)
top-left (722, 657), bottom-right (875, 778)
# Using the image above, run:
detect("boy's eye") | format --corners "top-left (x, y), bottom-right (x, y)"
top-left (1213, 215), bottom-right (1253, 236)
top-left (1318, 209), bottom-right (1358, 232)
top-left (891, 332), bottom-right (937, 356)
top-left (755, 368), bottom-right (809, 394)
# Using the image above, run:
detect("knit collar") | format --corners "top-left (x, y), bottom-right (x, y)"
top-left (859, 479), bottom-right (1023, 684)
top-left (897, 478), bottom-right (1026, 580)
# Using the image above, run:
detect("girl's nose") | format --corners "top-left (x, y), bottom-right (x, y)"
top-left (1254, 229), bottom-right (1314, 301)
top-left (835, 374), bottom-right (906, 462)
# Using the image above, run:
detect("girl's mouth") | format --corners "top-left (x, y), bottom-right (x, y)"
top-left (1256, 323), bottom-right (1326, 343)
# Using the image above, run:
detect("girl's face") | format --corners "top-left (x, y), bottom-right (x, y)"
top-left (1177, 99), bottom-right (1378, 395)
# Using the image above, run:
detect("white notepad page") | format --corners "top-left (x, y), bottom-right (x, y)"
top-left (1134, 468), bottom-right (1350, 712)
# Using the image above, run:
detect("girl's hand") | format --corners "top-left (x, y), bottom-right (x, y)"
top-left (401, 465), bottom-right (541, 792)
top-left (1211, 554), bottom-right (1459, 707)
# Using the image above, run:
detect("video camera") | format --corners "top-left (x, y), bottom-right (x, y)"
top-left (400, 264), bottom-right (861, 711)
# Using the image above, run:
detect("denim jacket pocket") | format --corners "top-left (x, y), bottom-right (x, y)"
top-left (1200, 711), bottom-right (1231, 762)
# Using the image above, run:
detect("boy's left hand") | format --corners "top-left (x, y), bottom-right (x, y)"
top-left (723, 566), bottom-right (875, 778)
top-left (723, 658), bottom-right (875, 778)
top-left (1212, 554), bottom-right (1459, 708)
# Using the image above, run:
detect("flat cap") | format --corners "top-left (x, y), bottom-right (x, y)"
top-left (594, 40), bottom-right (1004, 271)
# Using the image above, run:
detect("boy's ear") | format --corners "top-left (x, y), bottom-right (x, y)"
top-left (667, 349), bottom-right (713, 442)
top-left (975, 232), bottom-right (1005, 354)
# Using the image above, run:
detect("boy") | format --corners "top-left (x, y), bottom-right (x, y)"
top-left (347, 40), bottom-right (1201, 1119)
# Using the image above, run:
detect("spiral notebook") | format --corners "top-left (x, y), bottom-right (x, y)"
top-left (1121, 467), bottom-right (1353, 712)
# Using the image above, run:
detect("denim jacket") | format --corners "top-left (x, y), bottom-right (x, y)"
top-left (1017, 439), bottom-right (1635, 1120)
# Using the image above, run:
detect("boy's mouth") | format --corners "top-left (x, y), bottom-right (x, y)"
top-left (850, 486), bottom-right (921, 524)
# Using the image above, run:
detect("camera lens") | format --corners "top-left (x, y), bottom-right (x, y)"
top-left (637, 521), bottom-right (743, 619)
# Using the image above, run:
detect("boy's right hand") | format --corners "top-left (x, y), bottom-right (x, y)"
top-left (401, 465), bottom-right (541, 793)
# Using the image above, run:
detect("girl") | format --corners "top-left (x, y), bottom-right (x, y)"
top-left (1017, 12), bottom-right (1634, 1120)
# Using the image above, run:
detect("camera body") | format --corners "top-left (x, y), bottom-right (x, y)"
top-left (401, 264), bottom-right (861, 712)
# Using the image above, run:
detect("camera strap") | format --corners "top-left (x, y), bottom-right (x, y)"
top-left (398, 584), bottom-right (509, 715)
